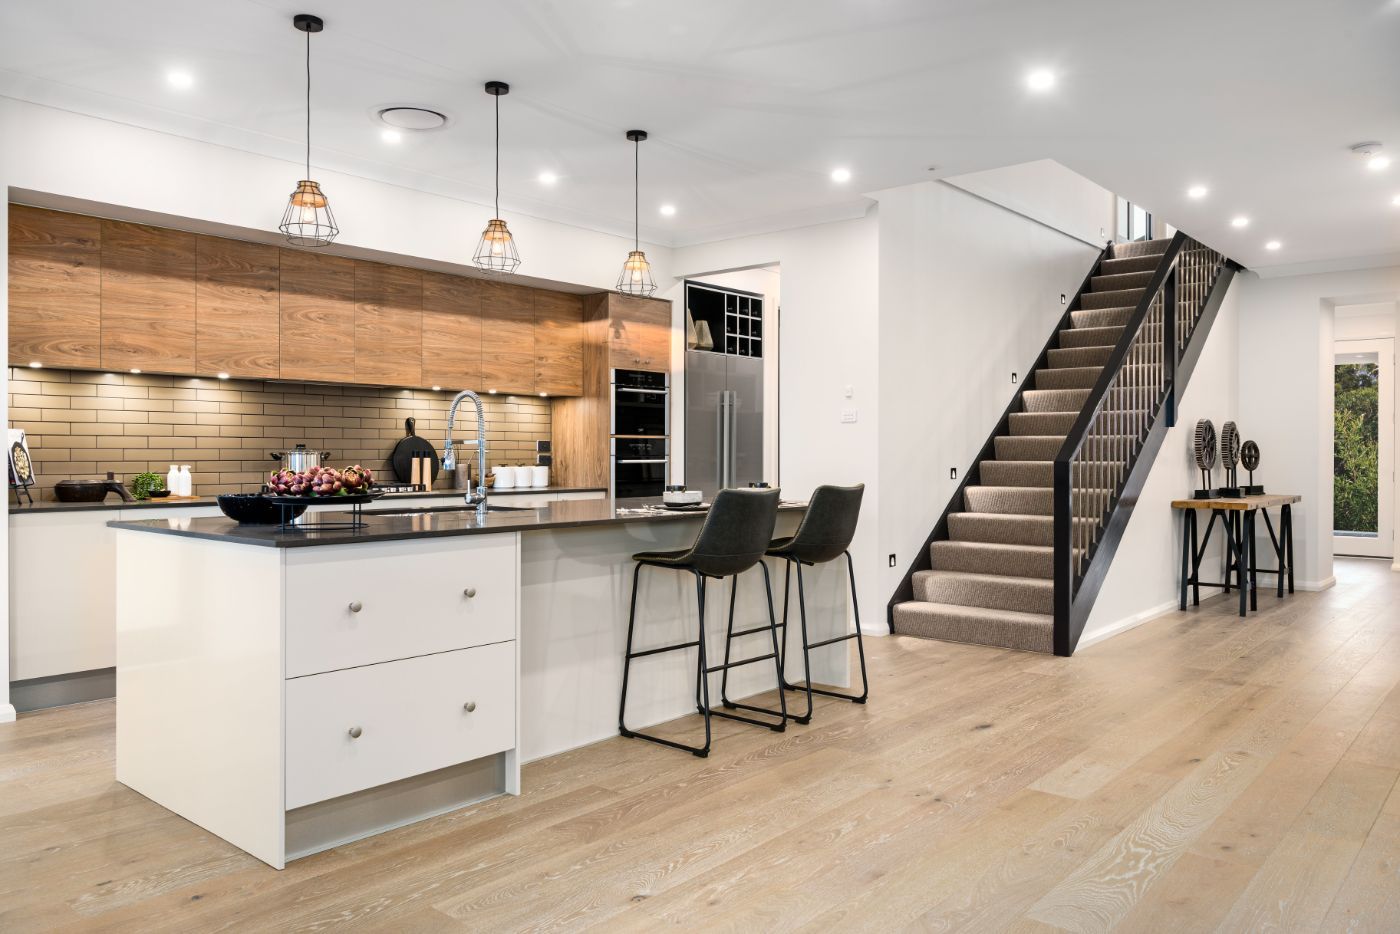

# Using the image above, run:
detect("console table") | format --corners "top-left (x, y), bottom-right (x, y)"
top-left (1171, 494), bottom-right (1300, 617)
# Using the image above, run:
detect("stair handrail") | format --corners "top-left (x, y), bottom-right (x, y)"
top-left (1051, 232), bottom-right (1228, 654)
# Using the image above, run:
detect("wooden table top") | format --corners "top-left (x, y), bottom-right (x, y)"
top-left (1171, 493), bottom-right (1301, 511)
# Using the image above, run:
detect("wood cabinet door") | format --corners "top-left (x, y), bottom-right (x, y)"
top-left (421, 271), bottom-right (482, 390)
top-left (279, 249), bottom-right (356, 382)
top-left (8, 206), bottom-right (102, 369)
top-left (533, 290), bottom-right (583, 396)
top-left (607, 295), bottom-right (672, 372)
top-left (355, 262), bottom-right (422, 386)
top-left (195, 236), bottom-right (281, 378)
top-left (100, 220), bottom-right (197, 372)
top-left (479, 281), bottom-right (535, 394)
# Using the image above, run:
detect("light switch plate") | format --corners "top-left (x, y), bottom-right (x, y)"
top-left (840, 409), bottom-right (858, 423)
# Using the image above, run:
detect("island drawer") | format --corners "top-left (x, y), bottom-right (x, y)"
top-left (285, 640), bottom-right (516, 809)
top-left (284, 536), bottom-right (517, 678)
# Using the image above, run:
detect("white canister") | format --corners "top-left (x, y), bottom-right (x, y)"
top-left (531, 465), bottom-right (549, 488)
top-left (178, 465), bottom-right (193, 496)
top-left (493, 465), bottom-right (516, 489)
top-left (166, 464), bottom-right (180, 496)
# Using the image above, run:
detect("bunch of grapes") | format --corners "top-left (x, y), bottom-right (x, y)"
top-left (267, 464), bottom-right (374, 497)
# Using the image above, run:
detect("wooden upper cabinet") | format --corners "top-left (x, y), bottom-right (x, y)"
top-left (533, 290), bottom-right (584, 396)
top-left (100, 220), bottom-right (197, 372)
top-left (279, 249), bottom-right (356, 382)
top-left (195, 236), bottom-right (281, 378)
top-left (421, 271), bottom-right (482, 391)
top-left (607, 294), bottom-right (672, 372)
top-left (479, 281), bottom-right (535, 394)
top-left (354, 262), bottom-right (422, 386)
top-left (8, 206), bottom-right (102, 368)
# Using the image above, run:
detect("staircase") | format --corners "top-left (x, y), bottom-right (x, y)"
top-left (888, 233), bottom-right (1237, 655)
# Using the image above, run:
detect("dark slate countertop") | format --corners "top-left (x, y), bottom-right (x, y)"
top-left (10, 486), bottom-right (606, 515)
top-left (106, 497), bottom-right (806, 547)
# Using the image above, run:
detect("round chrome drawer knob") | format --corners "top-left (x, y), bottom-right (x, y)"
top-left (463, 587), bottom-right (477, 598)
top-left (463, 701), bottom-right (477, 713)
top-left (348, 726), bottom-right (363, 739)
top-left (348, 601), bottom-right (363, 613)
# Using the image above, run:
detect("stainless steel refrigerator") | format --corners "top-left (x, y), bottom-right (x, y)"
top-left (685, 351), bottom-right (764, 496)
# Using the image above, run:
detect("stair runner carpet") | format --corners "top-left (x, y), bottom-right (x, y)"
top-left (892, 238), bottom-right (1172, 653)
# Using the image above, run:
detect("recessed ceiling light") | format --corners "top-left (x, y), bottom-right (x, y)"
top-left (1392, 194), bottom-right (1400, 206)
top-left (659, 203), bottom-right (677, 216)
top-left (830, 167), bottom-right (852, 183)
top-left (431, 385), bottom-right (442, 391)
top-left (488, 389), bottom-right (497, 394)
top-left (1230, 216), bottom-right (1250, 228)
top-left (539, 392), bottom-right (548, 398)
top-left (28, 361), bottom-right (42, 368)
top-left (166, 70), bottom-right (194, 90)
top-left (216, 372), bottom-right (230, 380)
top-left (380, 128), bottom-right (402, 144)
top-left (130, 369), bottom-right (142, 375)
top-left (537, 171), bottom-right (559, 185)
top-left (1264, 240), bottom-right (1281, 251)
top-left (1026, 68), bottom-right (1056, 92)
top-left (1368, 155), bottom-right (1392, 171)
top-left (378, 107), bottom-right (447, 130)
top-left (1187, 185), bottom-right (1208, 199)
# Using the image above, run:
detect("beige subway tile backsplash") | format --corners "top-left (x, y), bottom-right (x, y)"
top-left (9, 369), bottom-right (552, 501)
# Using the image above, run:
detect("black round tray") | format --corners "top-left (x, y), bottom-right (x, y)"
top-left (260, 491), bottom-right (381, 506)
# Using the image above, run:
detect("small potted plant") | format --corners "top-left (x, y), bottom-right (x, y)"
top-left (129, 471), bottom-right (167, 501)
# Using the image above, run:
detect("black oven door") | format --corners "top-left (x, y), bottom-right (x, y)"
top-left (612, 369), bottom-right (669, 437)
top-left (612, 437), bottom-right (668, 498)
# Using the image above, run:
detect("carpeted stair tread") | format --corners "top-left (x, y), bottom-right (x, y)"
top-left (1047, 345), bottom-right (1113, 369)
top-left (1033, 366), bottom-right (1103, 390)
top-left (1008, 412), bottom-right (1078, 435)
top-left (1090, 271), bottom-right (1153, 292)
top-left (1099, 254), bottom-right (1161, 275)
top-left (892, 601), bottom-right (1053, 653)
top-left (1022, 388), bottom-right (1090, 413)
top-left (978, 460), bottom-right (1052, 487)
top-left (1081, 287), bottom-right (1145, 310)
top-left (1059, 325), bottom-right (1124, 349)
top-left (930, 540), bottom-right (1054, 579)
top-left (964, 485), bottom-right (1052, 515)
top-left (1111, 237), bottom-right (1173, 258)
top-left (1071, 306), bottom-right (1135, 329)
top-left (913, 570), bottom-right (1053, 615)
top-left (948, 511), bottom-right (1096, 547)
top-left (994, 434), bottom-right (1065, 459)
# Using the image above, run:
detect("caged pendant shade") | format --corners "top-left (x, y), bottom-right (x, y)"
top-left (473, 81), bottom-right (521, 274)
top-left (616, 130), bottom-right (657, 296)
top-left (279, 14), bottom-right (339, 247)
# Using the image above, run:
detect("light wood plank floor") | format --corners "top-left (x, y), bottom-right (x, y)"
top-left (2, 558), bottom-right (1398, 932)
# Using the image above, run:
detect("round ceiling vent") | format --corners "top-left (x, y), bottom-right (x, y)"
top-left (378, 107), bottom-right (448, 131)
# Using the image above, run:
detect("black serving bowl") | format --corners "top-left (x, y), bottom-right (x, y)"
top-left (217, 493), bottom-right (307, 525)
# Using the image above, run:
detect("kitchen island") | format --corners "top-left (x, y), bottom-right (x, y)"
top-left (109, 498), bottom-right (851, 868)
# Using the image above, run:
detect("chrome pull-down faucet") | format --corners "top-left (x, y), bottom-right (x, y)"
top-left (443, 390), bottom-right (488, 517)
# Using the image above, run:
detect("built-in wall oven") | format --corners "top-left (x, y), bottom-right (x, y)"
top-left (611, 369), bottom-right (669, 498)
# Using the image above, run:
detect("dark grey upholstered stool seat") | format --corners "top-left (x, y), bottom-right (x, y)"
top-left (619, 488), bottom-right (786, 758)
top-left (765, 483), bottom-right (868, 723)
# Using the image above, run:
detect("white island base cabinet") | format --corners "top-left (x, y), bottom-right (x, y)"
top-left (115, 531), bottom-right (521, 870)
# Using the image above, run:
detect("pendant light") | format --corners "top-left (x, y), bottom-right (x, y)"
top-left (473, 81), bottom-right (521, 274)
top-left (616, 130), bottom-right (657, 296)
top-left (278, 14), bottom-right (339, 247)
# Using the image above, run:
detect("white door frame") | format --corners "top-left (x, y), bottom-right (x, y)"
top-left (1333, 338), bottom-right (1394, 558)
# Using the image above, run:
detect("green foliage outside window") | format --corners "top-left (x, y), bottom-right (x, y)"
top-left (1334, 363), bottom-right (1379, 534)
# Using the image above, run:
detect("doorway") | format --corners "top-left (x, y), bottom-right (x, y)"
top-left (1333, 338), bottom-right (1394, 558)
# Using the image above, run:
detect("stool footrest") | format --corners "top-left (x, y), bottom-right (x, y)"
top-left (708, 705), bottom-right (785, 731)
top-left (705, 652), bottom-right (776, 674)
top-left (784, 682), bottom-right (868, 703)
top-left (806, 632), bottom-right (858, 650)
top-left (626, 639), bottom-right (699, 660)
top-left (729, 622), bottom-right (785, 639)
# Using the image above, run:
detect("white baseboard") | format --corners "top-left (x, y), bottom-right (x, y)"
top-left (1297, 577), bottom-right (1336, 591)
top-left (0, 703), bottom-right (16, 724)
top-left (1076, 599), bottom-right (1180, 651)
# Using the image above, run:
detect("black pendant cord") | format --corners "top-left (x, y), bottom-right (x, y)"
top-left (304, 26), bottom-right (311, 180)
top-left (633, 136), bottom-right (640, 252)
top-left (494, 92), bottom-right (501, 220)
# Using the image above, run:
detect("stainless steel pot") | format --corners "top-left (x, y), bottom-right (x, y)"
top-left (269, 444), bottom-right (331, 473)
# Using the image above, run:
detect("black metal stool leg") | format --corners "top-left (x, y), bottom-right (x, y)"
top-left (618, 562), bottom-right (643, 737)
top-left (778, 558), bottom-right (798, 691)
top-left (843, 550), bottom-right (871, 704)
top-left (719, 573), bottom-right (740, 709)
top-left (704, 565), bottom-right (787, 732)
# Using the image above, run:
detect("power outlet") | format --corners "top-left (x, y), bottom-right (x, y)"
top-left (888, 554), bottom-right (897, 568)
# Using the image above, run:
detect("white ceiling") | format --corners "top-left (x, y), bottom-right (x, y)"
top-left (1, 0), bottom-right (1398, 271)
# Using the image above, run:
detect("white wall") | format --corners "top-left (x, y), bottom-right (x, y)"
top-left (1082, 286), bottom-right (1241, 645)
top-left (671, 214), bottom-right (881, 628)
top-left (1236, 265), bottom-right (1400, 582)
top-left (873, 180), bottom-right (1105, 604)
top-left (941, 159), bottom-right (1116, 248)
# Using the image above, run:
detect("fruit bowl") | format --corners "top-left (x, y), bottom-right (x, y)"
top-left (217, 493), bottom-right (307, 525)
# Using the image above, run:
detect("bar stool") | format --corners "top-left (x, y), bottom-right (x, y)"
top-left (618, 488), bottom-right (786, 758)
top-left (764, 483), bottom-right (868, 724)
